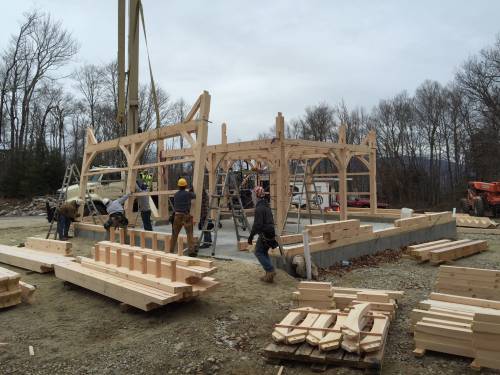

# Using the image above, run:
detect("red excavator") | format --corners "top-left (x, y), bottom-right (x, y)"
top-left (461, 181), bottom-right (500, 217)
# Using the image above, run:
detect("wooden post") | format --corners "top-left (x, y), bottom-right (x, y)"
top-left (105, 246), bottom-right (111, 264)
top-left (128, 252), bottom-right (135, 270)
top-left (155, 257), bottom-right (161, 278)
top-left (221, 122), bottom-right (227, 145)
top-left (368, 130), bottom-right (377, 215)
top-left (338, 125), bottom-right (348, 221)
top-left (94, 244), bottom-right (100, 261)
top-left (127, 0), bottom-right (140, 136)
top-left (170, 260), bottom-right (177, 282)
top-left (274, 112), bottom-right (288, 232)
top-left (141, 254), bottom-right (147, 274)
top-left (303, 229), bottom-right (312, 280)
top-left (116, 249), bottom-right (122, 267)
top-left (191, 91), bottom-right (211, 223)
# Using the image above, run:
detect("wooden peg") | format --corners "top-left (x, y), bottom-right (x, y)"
top-left (94, 244), bottom-right (100, 261)
top-left (116, 249), bottom-right (122, 267)
top-left (129, 252), bottom-right (135, 270)
top-left (170, 260), bottom-right (177, 282)
top-left (152, 233), bottom-right (158, 251)
top-left (140, 231), bottom-right (146, 248)
top-left (129, 230), bottom-right (136, 247)
top-left (105, 246), bottom-right (111, 264)
top-left (177, 238), bottom-right (185, 256)
top-left (119, 228), bottom-right (126, 244)
top-left (155, 257), bottom-right (161, 278)
top-left (141, 254), bottom-right (147, 274)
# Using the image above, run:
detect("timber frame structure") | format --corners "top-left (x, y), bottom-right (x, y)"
top-left (203, 113), bottom-right (377, 230)
top-left (78, 91), bottom-right (210, 222)
top-left (78, 96), bottom-right (377, 230)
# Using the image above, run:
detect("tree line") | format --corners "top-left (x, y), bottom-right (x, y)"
top-left (1, 10), bottom-right (499, 210)
top-left (260, 37), bottom-right (500, 209)
top-left (0, 11), bottom-right (190, 197)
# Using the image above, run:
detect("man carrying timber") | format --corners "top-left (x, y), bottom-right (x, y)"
top-left (57, 200), bottom-right (81, 240)
top-left (248, 186), bottom-right (278, 283)
top-left (169, 178), bottom-right (196, 256)
top-left (103, 193), bottom-right (131, 231)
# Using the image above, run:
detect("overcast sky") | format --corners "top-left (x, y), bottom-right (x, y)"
top-left (1, 1), bottom-right (499, 144)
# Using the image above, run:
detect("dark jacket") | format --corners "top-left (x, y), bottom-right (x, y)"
top-left (249, 198), bottom-right (275, 240)
top-left (173, 189), bottom-right (196, 213)
top-left (59, 202), bottom-right (78, 220)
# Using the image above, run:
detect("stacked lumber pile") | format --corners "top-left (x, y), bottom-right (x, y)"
top-left (272, 303), bottom-right (389, 354)
top-left (407, 239), bottom-right (488, 264)
top-left (293, 282), bottom-right (403, 320)
top-left (435, 266), bottom-right (500, 300)
top-left (0, 237), bottom-right (74, 273)
top-left (411, 266), bottom-right (500, 371)
top-left (0, 266), bottom-right (36, 309)
top-left (55, 240), bottom-right (218, 311)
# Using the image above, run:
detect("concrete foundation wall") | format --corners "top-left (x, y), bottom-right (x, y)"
top-left (272, 221), bottom-right (457, 274)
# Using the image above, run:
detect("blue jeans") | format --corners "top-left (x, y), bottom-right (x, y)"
top-left (254, 236), bottom-right (274, 272)
top-left (57, 215), bottom-right (71, 239)
top-left (141, 210), bottom-right (153, 231)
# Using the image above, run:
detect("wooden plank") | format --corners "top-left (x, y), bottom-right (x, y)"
top-left (0, 244), bottom-right (72, 273)
top-left (53, 261), bottom-right (181, 311)
top-left (410, 239), bottom-right (473, 261)
top-left (429, 293), bottom-right (500, 310)
top-left (430, 240), bottom-right (488, 264)
top-left (407, 239), bottom-right (451, 251)
top-left (342, 302), bottom-right (371, 338)
top-left (25, 237), bottom-right (72, 256)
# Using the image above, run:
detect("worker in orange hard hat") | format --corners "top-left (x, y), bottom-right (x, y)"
top-left (169, 177), bottom-right (196, 256)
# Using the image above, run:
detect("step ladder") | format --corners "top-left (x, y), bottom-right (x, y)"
top-left (281, 160), bottom-right (326, 234)
top-left (46, 164), bottom-right (104, 239)
top-left (198, 170), bottom-right (250, 256)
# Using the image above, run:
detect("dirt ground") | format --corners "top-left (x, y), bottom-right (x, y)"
top-left (0, 219), bottom-right (499, 375)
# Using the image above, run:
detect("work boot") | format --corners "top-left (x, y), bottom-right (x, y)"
top-left (187, 251), bottom-right (198, 258)
top-left (260, 271), bottom-right (276, 283)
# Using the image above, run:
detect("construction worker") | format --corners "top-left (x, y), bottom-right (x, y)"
top-left (199, 188), bottom-right (213, 248)
top-left (139, 170), bottom-right (153, 191)
top-left (136, 181), bottom-right (153, 231)
top-left (57, 200), bottom-right (81, 240)
top-left (169, 178), bottom-right (196, 256)
top-left (248, 186), bottom-right (278, 283)
top-left (102, 193), bottom-right (131, 231)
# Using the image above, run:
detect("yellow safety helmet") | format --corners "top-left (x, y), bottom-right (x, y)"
top-left (177, 178), bottom-right (188, 187)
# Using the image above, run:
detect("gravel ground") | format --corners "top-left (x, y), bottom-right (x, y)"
top-left (0, 220), bottom-right (499, 375)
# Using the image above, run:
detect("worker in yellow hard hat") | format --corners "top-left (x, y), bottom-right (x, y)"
top-left (169, 177), bottom-right (196, 256)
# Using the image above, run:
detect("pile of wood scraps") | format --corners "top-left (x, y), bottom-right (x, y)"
top-left (293, 282), bottom-right (403, 320)
top-left (265, 281), bottom-right (403, 372)
top-left (0, 266), bottom-right (36, 309)
top-left (0, 237), bottom-right (74, 273)
top-left (54, 241), bottom-right (218, 311)
top-left (407, 239), bottom-right (488, 264)
top-left (412, 265), bottom-right (500, 371)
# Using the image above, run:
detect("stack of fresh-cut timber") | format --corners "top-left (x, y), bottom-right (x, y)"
top-left (435, 266), bottom-right (500, 300)
top-left (293, 282), bottom-right (403, 320)
top-left (272, 303), bottom-right (390, 354)
top-left (407, 238), bottom-right (488, 264)
top-left (54, 241), bottom-right (219, 311)
top-left (0, 266), bottom-right (36, 309)
top-left (411, 265), bottom-right (500, 371)
top-left (0, 237), bottom-right (74, 273)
